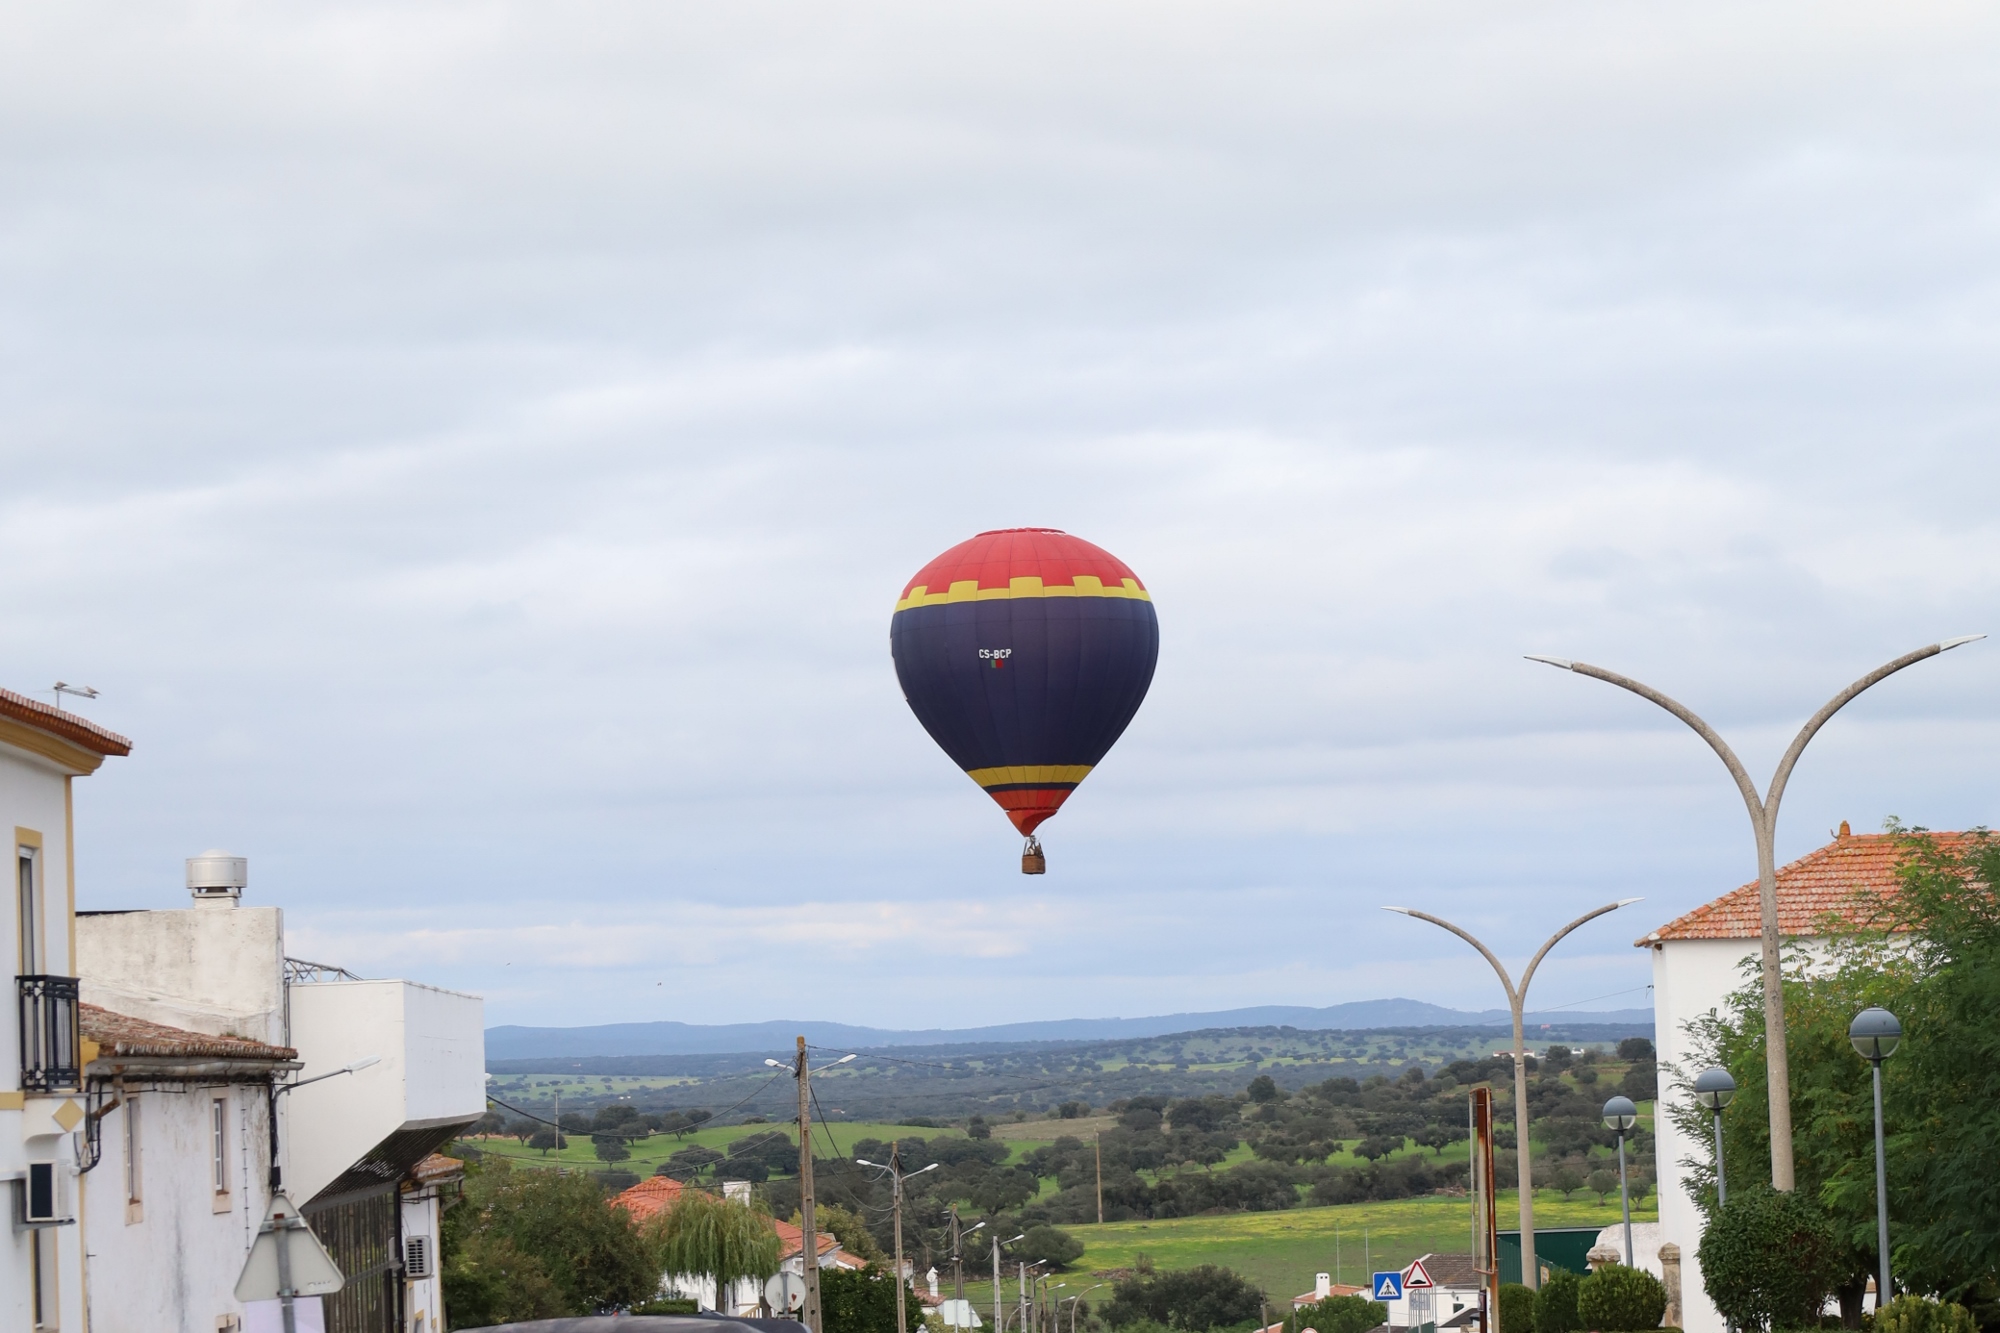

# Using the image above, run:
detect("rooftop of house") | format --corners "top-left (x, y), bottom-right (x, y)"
top-left (1638, 825), bottom-right (1981, 945)
top-left (1292, 1284), bottom-right (1369, 1307)
top-left (611, 1175), bottom-right (688, 1224)
top-left (0, 686), bottom-right (132, 757)
top-left (81, 1002), bottom-right (296, 1062)
top-left (1401, 1253), bottom-right (1481, 1290)
top-left (412, 1153), bottom-right (465, 1185)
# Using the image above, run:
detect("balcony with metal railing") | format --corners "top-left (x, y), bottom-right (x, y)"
top-left (18, 974), bottom-right (81, 1092)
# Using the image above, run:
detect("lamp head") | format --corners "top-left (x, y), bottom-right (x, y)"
top-left (1849, 1006), bottom-right (1903, 1062)
top-left (1525, 655), bottom-right (1575, 670)
top-left (834, 1053), bottom-right (858, 1065)
top-left (345, 1055), bottom-right (382, 1073)
top-left (855, 1158), bottom-right (878, 1168)
top-left (916, 1162), bottom-right (940, 1175)
top-left (1692, 1067), bottom-right (1736, 1111)
top-left (765, 1058), bottom-right (786, 1068)
top-left (1602, 1095), bottom-right (1638, 1132)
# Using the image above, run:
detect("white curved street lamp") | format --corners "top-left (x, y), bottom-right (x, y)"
top-left (1528, 637), bottom-right (1981, 1189)
top-left (1383, 899), bottom-right (1638, 1289)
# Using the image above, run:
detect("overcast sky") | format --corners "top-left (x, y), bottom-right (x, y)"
top-left (7, 2), bottom-right (1999, 1031)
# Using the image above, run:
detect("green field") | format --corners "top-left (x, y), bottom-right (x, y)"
top-left (943, 1193), bottom-right (1656, 1313)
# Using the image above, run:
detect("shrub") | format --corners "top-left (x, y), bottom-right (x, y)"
top-left (1102, 1264), bottom-right (1264, 1330)
top-left (1698, 1186), bottom-right (1842, 1332)
top-left (1292, 1294), bottom-right (1387, 1333)
top-left (820, 1267), bottom-right (927, 1333)
top-left (1533, 1269), bottom-right (1582, 1333)
top-left (1497, 1283), bottom-right (1535, 1333)
top-left (1876, 1296), bottom-right (1978, 1333)
top-left (1019, 1225), bottom-right (1085, 1270)
top-left (1577, 1265), bottom-right (1666, 1332)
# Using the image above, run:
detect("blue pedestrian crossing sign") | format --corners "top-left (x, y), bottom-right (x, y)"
top-left (1372, 1273), bottom-right (1403, 1301)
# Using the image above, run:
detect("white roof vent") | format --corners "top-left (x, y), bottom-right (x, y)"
top-left (187, 849), bottom-right (247, 905)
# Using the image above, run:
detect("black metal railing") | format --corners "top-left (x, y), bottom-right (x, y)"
top-left (18, 975), bottom-right (80, 1092)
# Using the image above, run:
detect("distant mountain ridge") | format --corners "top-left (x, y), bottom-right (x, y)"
top-left (485, 998), bottom-right (1653, 1060)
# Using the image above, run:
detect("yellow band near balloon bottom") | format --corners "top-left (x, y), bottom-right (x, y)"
top-left (966, 764), bottom-right (1094, 789)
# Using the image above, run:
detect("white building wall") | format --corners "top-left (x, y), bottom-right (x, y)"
top-left (1650, 937), bottom-right (1763, 1333)
top-left (83, 1083), bottom-right (273, 1333)
top-left (76, 905), bottom-right (286, 1047)
top-left (285, 980), bottom-right (485, 1203)
top-left (1, 745), bottom-right (86, 1333)
top-left (402, 1188), bottom-right (447, 1333)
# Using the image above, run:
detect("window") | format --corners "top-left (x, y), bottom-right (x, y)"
top-left (124, 1095), bottom-right (143, 1222)
top-left (31, 1227), bottom-right (57, 1329)
top-left (212, 1096), bottom-right (231, 1202)
top-left (18, 845), bottom-right (42, 974)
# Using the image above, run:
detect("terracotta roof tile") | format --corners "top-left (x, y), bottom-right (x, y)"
top-left (0, 688), bottom-right (131, 757)
top-left (413, 1154), bottom-right (464, 1183)
top-left (81, 1003), bottom-right (296, 1062)
top-left (611, 1175), bottom-right (688, 1223)
top-left (1640, 831), bottom-right (1977, 944)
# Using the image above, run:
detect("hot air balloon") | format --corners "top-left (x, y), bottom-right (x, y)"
top-left (890, 528), bottom-right (1159, 873)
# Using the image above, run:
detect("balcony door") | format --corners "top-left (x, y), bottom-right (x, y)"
top-left (17, 844), bottom-right (41, 975)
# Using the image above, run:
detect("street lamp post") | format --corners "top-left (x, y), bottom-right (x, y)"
top-left (1693, 1068), bottom-right (1737, 1206)
top-left (950, 1209), bottom-right (985, 1306)
top-left (1069, 1284), bottom-right (1109, 1333)
top-left (1602, 1096), bottom-right (1639, 1267)
top-left (994, 1234), bottom-right (1024, 1333)
top-left (1384, 899), bottom-right (1640, 1289)
top-left (1527, 637), bottom-right (1981, 1190)
top-left (1849, 1007), bottom-right (1903, 1307)
top-left (857, 1150), bottom-right (940, 1333)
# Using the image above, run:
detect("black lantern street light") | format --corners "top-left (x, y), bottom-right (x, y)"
top-left (1849, 1006), bottom-right (1902, 1308)
top-left (1602, 1095), bottom-right (1640, 1266)
top-left (1693, 1068), bottom-right (1738, 1206)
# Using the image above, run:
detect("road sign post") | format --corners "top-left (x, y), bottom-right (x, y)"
top-left (235, 1193), bottom-right (343, 1333)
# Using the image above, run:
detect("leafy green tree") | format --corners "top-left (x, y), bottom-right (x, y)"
top-left (1577, 1265), bottom-right (1666, 1332)
top-left (1102, 1264), bottom-right (1264, 1330)
top-left (1547, 1166), bottom-right (1584, 1201)
top-left (819, 1267), bottom-right (926, 1333)
top-left (441, 1159), bottom-right (661, 1323)
top-left (1353, 1135), bottom-right (1402, 1162)
top-left (1617, 1038), bottom-right (1655, 1063)
top-left (1698, 1185), bottom-right (1843, 1332)
top-left (1532, 1269), bottom-right (1582, 1333)
top-left (647, 1187), bottom-right (781, 1313)
top-left (816, 1203), bottom-right (887, 1266)
top-left (1496, 1284), bottom-right (1535, 1333)
top-left (1019, 1225), bottom-right (1084, 1270)
top-left (1876, 1295), bottom-right (1978, 1333)
top-left (594, 1135), bottom-right (632, 1164)
top-left (1293, 1293), bottom-right (1386, 1333)
top-left (1586, 1169), bottom-right (1617, 1204)
top-left (528, 1128), bottom-right (567, 1154)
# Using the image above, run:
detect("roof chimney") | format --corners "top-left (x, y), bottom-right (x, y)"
top-left (186, 850), bottom-right (246, 906)
top-left (1839, 820), bottom-right (1852, 840)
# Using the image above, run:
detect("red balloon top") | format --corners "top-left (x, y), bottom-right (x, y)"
top-left (896, 529), bottom-right (1148, 605)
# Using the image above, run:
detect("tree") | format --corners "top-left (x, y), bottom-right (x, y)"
top-left (1353, 1135), bottom-right (1402, 1162)
top-left (528, 1128), bottom-right (568, 1154)
top-left (648, 1187), bottom-right (781, 1314)
top-left (1577, 1265), bottom-right (1666, 1332)
top-left (1698, 1185), bottom-right (1843, 1332)
top-left (1292, 1294), bottom-right (1386, 1333)
top-left (816, 1203), bottom-right (887, 1266)
top-left (1617, 1037), bottom-right (1655, 1063)
top-left (1547, 1166), bottom-right (1584, 1200)
top-left (1019, 1225), bottom-right (1084, 1270)
top-left (1102, 1264), bottom-right (1264, 1330)
top-left (1618, 1065), bottom-right (1657, 1103)
top-left (1532, 1269), bottom-right (1582, 1333)
top-left (820, 1266), bottom-right (926, 1333)
top-left (1496, 1284), bottom-right (1534, 1333)
top-left (594, 1134), bottom-right (632, 1164)
top-left (442, 1160), bottom-right (661, 1319)
top-left (1586, 1169), bottom-right (1617, 1204)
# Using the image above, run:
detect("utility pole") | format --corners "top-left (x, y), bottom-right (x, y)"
top-left (796, 1038), bottom-right (823, 1333)
top-left (950, 1208), bottom-right (984, 1307)
top-left (857, 1147), bottom-right (940, 1333)
top-left (1094, 1135), bottom-right (1103, 1224)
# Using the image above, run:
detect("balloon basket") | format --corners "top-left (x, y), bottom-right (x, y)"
top-left (1021, 835), bottom-right (1046, 875)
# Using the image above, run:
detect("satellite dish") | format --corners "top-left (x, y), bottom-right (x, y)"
top-left (765, 1271), bottom-right (808, 1313)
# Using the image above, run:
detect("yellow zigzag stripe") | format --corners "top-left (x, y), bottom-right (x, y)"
top-left (967, 765), bottom-right (1094, 788)
top-left (894, 575), bottom-right (1150, 613)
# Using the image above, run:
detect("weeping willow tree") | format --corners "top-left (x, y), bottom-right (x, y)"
top-left (648, 1188), bottom-right (783, 1314)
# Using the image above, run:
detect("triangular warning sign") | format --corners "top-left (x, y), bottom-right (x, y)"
top-left (235, 1194), bottom-right (345, 1302)
top-left (1403, 1259), bottom-right (1435, 1290)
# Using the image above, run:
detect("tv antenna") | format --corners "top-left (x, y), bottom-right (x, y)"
top-left (52, 682), bottom-right (99, 712)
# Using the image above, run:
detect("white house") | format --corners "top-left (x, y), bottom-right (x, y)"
top-left (612, 1175), bottom-right (867, 1316)
top-left (1643, 825), bottom-right (1949, 1333)
top-left (77, 854), bottom-right (487, 1333)
top-left (0, 687), bottom-right (130, 1333)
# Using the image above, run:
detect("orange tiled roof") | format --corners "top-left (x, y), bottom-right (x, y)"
top-left (611, 1175), bottom-right (688, 1223)
top-left (0, 687), bottom-right (131, 757)
top-left (82, 1003), bottom-right (296, 1062)
top-left (413, 1154), bottom-right (464, 1184)
top-left (774, 1218), bottom-right (843, 1260)
top-left (1639, 829), bottom-right (1978, 945)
